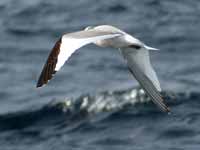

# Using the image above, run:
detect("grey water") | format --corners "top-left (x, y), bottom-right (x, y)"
top-left (0, 0), bottom-right (200, 149)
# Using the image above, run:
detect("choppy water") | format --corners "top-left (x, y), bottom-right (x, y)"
top-left (0, 0), bottom-right (200, 149)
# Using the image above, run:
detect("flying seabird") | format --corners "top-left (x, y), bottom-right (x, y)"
top-left (36, 25), bottom-right (170, 112)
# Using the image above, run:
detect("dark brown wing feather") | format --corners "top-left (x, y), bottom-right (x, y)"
top-left (36, 38), bottom-right (61, 88)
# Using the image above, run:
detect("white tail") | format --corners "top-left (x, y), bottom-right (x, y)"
top-left (144, 45), bottom-right (159, 51)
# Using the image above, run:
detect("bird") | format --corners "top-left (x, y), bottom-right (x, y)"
top-left (36, 25), bottom-right (170, 112)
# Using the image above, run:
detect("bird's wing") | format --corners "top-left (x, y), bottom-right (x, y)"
top-left (120, 48), bottom-right (170, 112)
top-left (37, 30), bottom-right (121, 88)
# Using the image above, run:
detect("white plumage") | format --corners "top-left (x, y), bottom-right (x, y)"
top-left (37, 25), bottom-right (170, 112)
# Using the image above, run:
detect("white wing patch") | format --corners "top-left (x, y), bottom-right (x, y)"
top-left (55, 38), bottom-right (81, 71)
top-left (55, 34), bottom-right (121, 71)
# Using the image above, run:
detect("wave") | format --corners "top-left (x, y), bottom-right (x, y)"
top-left (0, 87), bottom-right (199, 132)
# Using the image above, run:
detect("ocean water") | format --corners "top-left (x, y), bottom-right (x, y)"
top-left (0, 0), bottom-right (200, 149)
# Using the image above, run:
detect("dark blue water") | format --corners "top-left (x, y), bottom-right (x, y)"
top-left (0, 0), bottom-right (200, 149)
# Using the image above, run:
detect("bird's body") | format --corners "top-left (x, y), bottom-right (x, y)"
top-left (92, 25), bottom-right (142, 48)
top-left (37, 25), bottom-right (170, 112)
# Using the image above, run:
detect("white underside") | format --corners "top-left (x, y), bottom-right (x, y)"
top-left (121, 47), bottom-right (161, 91)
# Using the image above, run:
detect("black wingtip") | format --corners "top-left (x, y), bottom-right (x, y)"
top-left (36, 75), bottom-right (45, 88)
top-left (165, 106), bottom-right (171, 113)
top-left (36, 70), bottom-right (57, 88)
top-left (157, 99), bottom-right (171, 113)
top-left (36, 82), bottom-right (42, 88)
top-left (36, 38), bottom-right (61, 88)
top-left (161, 105), bottom-right (170, 113)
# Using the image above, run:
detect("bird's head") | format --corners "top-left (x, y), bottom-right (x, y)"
top-left (84, 26), bottom-right (94, 31)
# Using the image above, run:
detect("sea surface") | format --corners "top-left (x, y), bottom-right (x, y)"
top-left (0, 0), bottom-right (200, 149)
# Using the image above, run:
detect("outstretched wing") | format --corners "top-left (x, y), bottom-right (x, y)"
top-left (37, 30), bottom-right (121, 88)
top-left (36, 38), bottom-right (61, 88)
top-left (121, 48), bottom-right (170, 112)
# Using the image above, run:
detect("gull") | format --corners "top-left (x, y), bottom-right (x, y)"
top-left (36, 25), bottom-right (170, 112)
